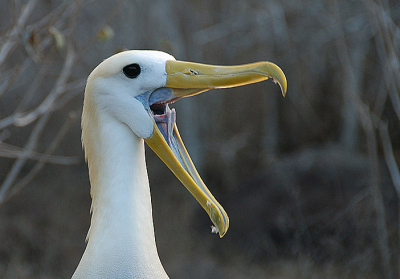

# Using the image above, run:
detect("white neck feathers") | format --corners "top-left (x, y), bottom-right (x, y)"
top-left (73, 89), bottom-right (168, 278)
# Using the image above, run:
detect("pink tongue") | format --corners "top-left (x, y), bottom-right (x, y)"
top-left (154, 106), bottom-right (186, 170)
top-left (154, 107), bottom-right (176, 146)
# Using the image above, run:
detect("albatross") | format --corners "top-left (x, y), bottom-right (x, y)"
top-left (72, 50), bottom-right (287, 278)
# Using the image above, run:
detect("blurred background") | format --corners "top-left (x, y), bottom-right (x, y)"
top-left (0, 0), bottom-right (399, 278)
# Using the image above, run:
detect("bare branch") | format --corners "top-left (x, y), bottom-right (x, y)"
top-left (0, 111), bottom-right (51, 204)
top-left (0, 43), bottom-right (77, 203)
top-left (0, 0), bottom-right (38, 66)
top-left (366, 0), bottom-right (400, 121)
top-left (0, 143), bottom-right (79, 165)
top-left (358, 104), bottom-right (393, 279)
top-left (3, 111), bottom-right (79, 204)
top-left (12, 47), bottom-right (75, 127)
top-left (379, 122), bottom-right (400, 199)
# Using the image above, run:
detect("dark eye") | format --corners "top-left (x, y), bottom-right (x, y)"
top-left (123, 63), bottom-right (141, 78)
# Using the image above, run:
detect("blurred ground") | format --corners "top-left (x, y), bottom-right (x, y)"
top-left (0, 0), bottom-right (399, 278)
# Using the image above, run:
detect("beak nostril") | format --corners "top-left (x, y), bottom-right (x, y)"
top-left (189, 69), bottom-right (199, 76)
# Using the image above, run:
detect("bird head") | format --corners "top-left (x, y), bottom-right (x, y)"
top-left (83, 50), bottom-right (287, 237)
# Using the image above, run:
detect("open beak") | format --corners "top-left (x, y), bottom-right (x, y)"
top-left (144, 60), bottom-right (286, 237)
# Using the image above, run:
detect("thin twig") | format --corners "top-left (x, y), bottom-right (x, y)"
top-left (78, 0), bottom-right (126, 57)
top-left (379, 122), bottom-right (400, 199)
top-left (358, 104), bottom-right (393, 279)
top-left (12, 47), bottom-right (75, 127)
top-left (379, 121), bottom-right (400, 277)
top-left (0, 143), bottom-right (79, 165)
top-left (366, 0), bottom-right (400, 121)
top-left (4, 111), bottom-right (79, 204)
top-left (0, 111), bottom-right (51, 204)
top-left (0, 0), bottom-right (38, 66)
top-left (0, 45), bottom-right (76, 204)
top-left (0, 57), bottom-right (31, 98)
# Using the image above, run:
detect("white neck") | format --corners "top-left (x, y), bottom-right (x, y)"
top-left (73, 108), bottom-right (168, 278)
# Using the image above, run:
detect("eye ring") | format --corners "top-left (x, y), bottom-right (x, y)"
top-left (123, 63), bottom-right (141, 78)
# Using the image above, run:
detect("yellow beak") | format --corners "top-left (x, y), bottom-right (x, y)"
top-left (145, 60), bottom-right (286, 237)
top-left (166, 60), bottom-right (287, 97)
